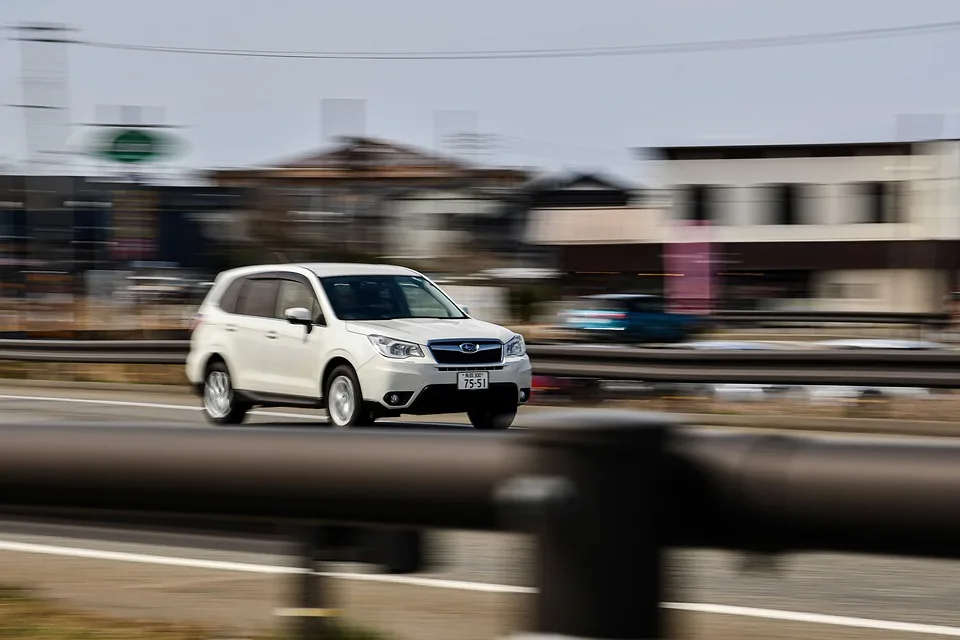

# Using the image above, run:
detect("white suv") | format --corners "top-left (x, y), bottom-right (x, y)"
top-left (186, 263), bottom-right (532, 429)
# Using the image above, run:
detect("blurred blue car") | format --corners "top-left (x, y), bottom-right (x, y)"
top-left (562, 293), bottom-right (710, 344)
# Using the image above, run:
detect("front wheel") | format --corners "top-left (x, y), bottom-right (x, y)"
top-left (468, 407), bottom-right (517, 430)
top-left (325, 365), bottom-right (372, 428)
top-left (202, 361), bottom-right (249, 425)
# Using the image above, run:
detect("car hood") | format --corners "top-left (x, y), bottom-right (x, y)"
top-left (344, 317), bottom-right (517, 344)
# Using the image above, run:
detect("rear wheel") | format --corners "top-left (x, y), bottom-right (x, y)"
top-left (202, 361), bottom-right (249, 425)
top-left (468, 407), bottom-right (516, 430)
top-left (325, 365), bottom-right (371, 428)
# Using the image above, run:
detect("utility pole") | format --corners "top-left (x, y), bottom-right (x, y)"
top-left (9, 23), bottom-right (77, 328)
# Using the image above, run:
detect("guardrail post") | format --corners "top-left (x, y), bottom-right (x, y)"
top-left (280, 525), bottom-right (335, 640)
top-left (517, 409), bottom-right (674, 640)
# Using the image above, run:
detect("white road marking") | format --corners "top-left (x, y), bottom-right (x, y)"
top-left (0, 539), bottom-right (301, 574)
top-left (0, 539), bottom-right (956, 634)
top-left (0, 392), bottom-right (475, 428)
top-left (663, 601), bottom-right (960, 637)
top-left (0, 539), bottom-right (530, 592)
top-left (0, 393), bottom-right (320, 421)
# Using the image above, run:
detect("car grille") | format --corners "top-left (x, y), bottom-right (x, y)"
top-left (428, 339), bottom-right (503, 365)
top-left (408, 383), bottom-right (520, 414)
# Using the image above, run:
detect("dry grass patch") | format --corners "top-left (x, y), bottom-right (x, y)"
top-left (0, 586), bottom-right (387, 640)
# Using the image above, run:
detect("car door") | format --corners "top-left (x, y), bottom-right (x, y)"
top-left (261, 275), bottom-right (327, 399)
top-left (628, 297), bottom-right (665, 343)
top-left (230, 276), bottom-right (281, 392)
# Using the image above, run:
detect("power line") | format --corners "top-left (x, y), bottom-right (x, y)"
top-left (72, 19), bottom-right (960, 61)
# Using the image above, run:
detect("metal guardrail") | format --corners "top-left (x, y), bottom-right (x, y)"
top-left (712, 310), bottom-right (952, 327)
top-left (4, 411), bottom-right (960, 639)
top-left (528, 344), bottom-right (960, 388)
top-left (0, 339), bottom-right (188, 364)
top-left (2, 339), bottom-right (960, 387)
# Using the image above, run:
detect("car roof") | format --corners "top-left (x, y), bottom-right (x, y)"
top-left (219, 263), bottom-right (421, 280)
top-left (300, 263), bottom-right (420, 278)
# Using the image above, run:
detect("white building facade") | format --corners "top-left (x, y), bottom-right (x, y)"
top-left (643, 140), bottom-right (960, 312)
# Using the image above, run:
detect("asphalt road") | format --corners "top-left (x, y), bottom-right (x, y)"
top-left (2, 384), bottom-right (960, 639)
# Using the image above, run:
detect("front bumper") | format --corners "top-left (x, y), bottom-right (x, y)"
top-left (356, 355), bottom-right (533, 414)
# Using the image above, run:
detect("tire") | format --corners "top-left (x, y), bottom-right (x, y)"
top-left (202, 360), bottom-right (249, 425)
top-left (467, 407), bottom-right (517, 430)
top-left (325, 365), bottom-right (367, 428)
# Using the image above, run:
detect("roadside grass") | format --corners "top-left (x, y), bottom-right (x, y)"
top-left (0, 362), bottom-right (189, 387)
top-left (0, 586), bottom-right (387, 640)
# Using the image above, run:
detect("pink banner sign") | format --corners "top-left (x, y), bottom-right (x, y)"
top-left (664, 221), bottom-right (714, 314)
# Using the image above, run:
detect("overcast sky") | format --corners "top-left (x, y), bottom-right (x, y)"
top-left (4, 0), bottom-right (960, 182)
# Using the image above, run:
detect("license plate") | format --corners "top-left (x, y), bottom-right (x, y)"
top-left (457, 371), bottom-right (489, 391)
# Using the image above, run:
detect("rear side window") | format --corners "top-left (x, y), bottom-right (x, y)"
top-left (236, 278), bottom-right (280, 318)
top-left (217, 277), bottom-right (244, 314)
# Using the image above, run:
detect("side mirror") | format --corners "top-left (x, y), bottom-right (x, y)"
top-left (285, 307), bottom-right (313, 333)
top-left (461, 306), bottom-right (471, 315)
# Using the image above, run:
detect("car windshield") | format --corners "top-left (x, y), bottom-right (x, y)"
top-left (320, 275), bottom-right (467, 321)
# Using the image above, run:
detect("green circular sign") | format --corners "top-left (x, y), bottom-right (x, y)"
top-left (93, 128), bottom-right (177, 164)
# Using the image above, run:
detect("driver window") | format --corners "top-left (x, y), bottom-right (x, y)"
top-left (275, 279), bottom-right (323, 324)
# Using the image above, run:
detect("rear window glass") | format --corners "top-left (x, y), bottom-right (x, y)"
top-left (236, 278), bottom-right (279, 318)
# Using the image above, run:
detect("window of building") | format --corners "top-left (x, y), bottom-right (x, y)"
top-left (682, 185), bottom-right (719, 223)
top-left (769, 184), bottom-right (802, 225)
top-left (857, 181), bottom-right (904, 224)
top-left (824, 282), bottom-right (878, 299)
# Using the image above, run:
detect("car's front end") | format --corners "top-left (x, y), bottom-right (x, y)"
top-left (348, 323), bottom-right (532, 417)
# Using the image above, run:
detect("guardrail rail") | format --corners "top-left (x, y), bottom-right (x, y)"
top-left (3, 339), bottom-right (959, 388)
top-left (3, 411), bottom-right (960, 639)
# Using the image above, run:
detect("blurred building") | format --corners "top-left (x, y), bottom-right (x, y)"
top-left (206, 136), bottom-right (531, 267)
top-left (519, 172), bottom-right (664, 293)
top-left (547, 140), bottom-right (960, 312)
top-left (648, 140), bottom-right (960, 312)
top-left (0, 174), bottom-right (244, 297)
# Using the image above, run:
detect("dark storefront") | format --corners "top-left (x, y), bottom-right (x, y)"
top-left (153, 185), bottom-right (245, 272)
top-left (0, 175), bottom-right (245, 297)
top-left (557, 240), bottom-right (960, 308)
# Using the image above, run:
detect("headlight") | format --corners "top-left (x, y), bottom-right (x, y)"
top-left (504, 334), bottom-right (526, 357)
top-left (368, 335), bottom-right (424, 359)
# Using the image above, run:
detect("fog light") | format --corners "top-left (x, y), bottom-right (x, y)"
top-left (519, 389), bottom-right (529, 402)
top-left (383, 391), bottom-right (413, 406)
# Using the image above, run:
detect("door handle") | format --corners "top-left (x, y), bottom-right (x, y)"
top-left (265, 331), bottom-right (277, 340)
top-left (224, 324), bottom-right (237, 333)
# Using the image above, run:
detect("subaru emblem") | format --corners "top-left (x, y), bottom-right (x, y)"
top-left (459, 342), bottom-right (479, 353)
